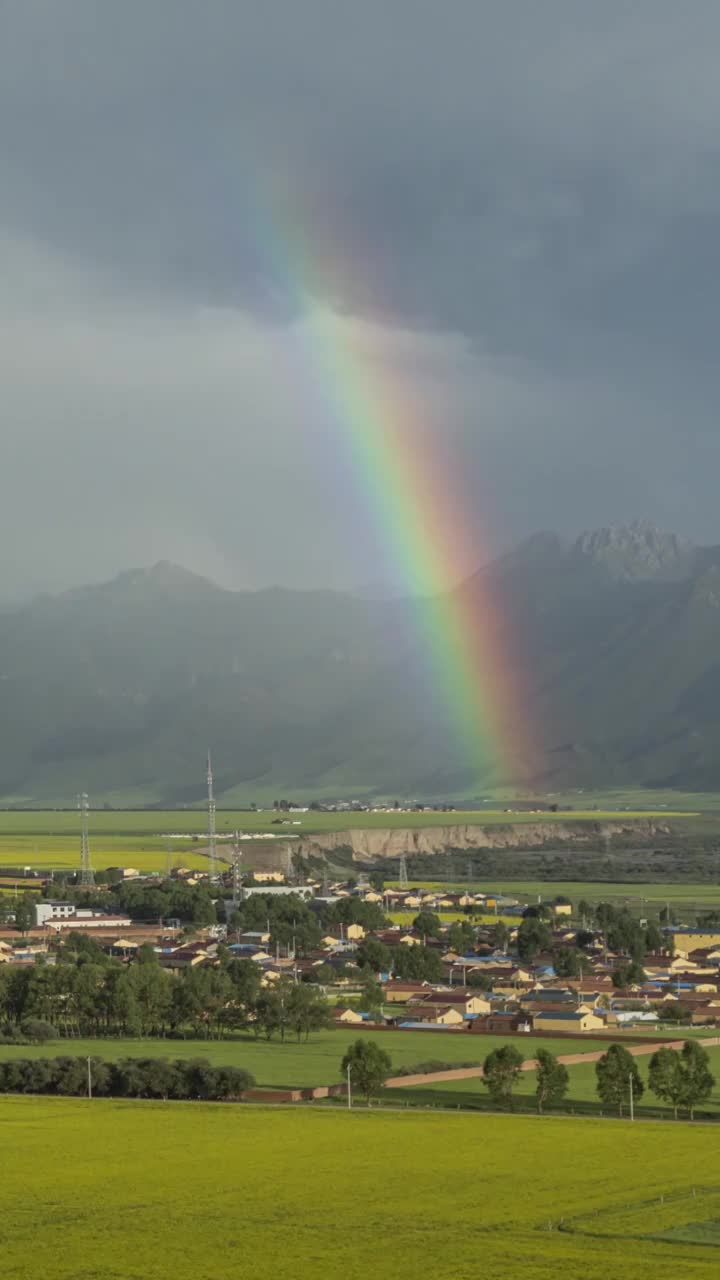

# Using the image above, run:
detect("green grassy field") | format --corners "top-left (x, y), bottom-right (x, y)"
top-left (0, 1029), bottom-right (616, 1087)
top-left (389, 1044), bottom-right (720, 1119)
top-left (4, 1028), bottom-right (718, 1122)
top-left (561, 1186), bottom-right (720, 1244)
top-left (2, 1097), bottom-right (719, 1280)
top-left (0, 806), bottom-right (692, 836)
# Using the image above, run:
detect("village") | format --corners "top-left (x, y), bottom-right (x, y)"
top-left (3, 864), bottom-right (720, 1038)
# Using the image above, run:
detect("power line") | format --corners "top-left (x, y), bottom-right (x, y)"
top-left (398, 855), bottom-right (409, 890)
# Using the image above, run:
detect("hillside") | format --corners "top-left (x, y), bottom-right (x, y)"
top-left (3, 523), bottom-right (720, 803)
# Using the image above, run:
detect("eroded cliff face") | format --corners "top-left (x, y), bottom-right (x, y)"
top-left (298, 820), bottom-right (670, 861)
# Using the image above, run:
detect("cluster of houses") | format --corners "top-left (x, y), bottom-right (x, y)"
top-left (3, 882), bottom-right (720, 1036)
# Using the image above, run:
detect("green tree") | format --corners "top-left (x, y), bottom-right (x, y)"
top-left (522, 904), bottom-right (552, 922)
top-left (491, 922), bottom-right (509, 952)
top-left (13, 896), bottom-right (35, 934)
top-left (125, 963), bottom-right (172, 1036)
top-left (611, 960), bottom-right (645, 989)
top-left (412, 909), bottom-right (442, 939)
top-left (595, 902), bottom-right (617, 930)
top-left (53, 1055), bottom-right (91, 1096)
top-left (446, 921), bottom-right (476, 955)
top-left (516, 917), bottom-right (552, 963)
top-left (255, 979), bottom-right (292, 1041)
top-left (657, 1001), bottom-right (691, 1025)
top-left (341, 1038), bottom-right (392, 1105)
top-left (677, 1039), bottom-right (715, 1120)
top-left (355, 937), bottom-right (391, 974)
top-left (535, 1049), bottom-right (569, 1113)
top-left (553, 947), bottom-right (584, 978)
top-left (140, 1057), bottom-right (182, 1100)
top-left (20, 1018), bottom-right (57, 1043)
top-left (368, 871), bottom-right (385, 893)
top-left (391, 944), bottom-right (443, 983)
top-left (644, 921), bottom-right (664, 952)
top-left (359, 975), bottom-right (384, 1020)
top-left (482, 1045), bottom-right (524, 1110)
top-left (467, 971), bottom-right (493, 991)
top-left (595, 1044), bottom-right (644, 1116)
top-left (286, 983), bottom-right (329, 1041)
top-left (648, 1046), bottom-right (683, 1119)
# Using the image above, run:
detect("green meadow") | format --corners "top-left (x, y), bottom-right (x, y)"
top-left (0, 806), bottom-right (691, 837)
top-left (0, 1029), bottom-right (615, 1088)
top-left (3, 1028), bottom-right (719, 1122)
top-left (389, 1044), bottom-right (720, 1118)
top-left (2, 1097), bottom-right (719, 1280)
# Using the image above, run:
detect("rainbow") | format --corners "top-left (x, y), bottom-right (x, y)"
top-left (253, 214), bottom-right (534, 793)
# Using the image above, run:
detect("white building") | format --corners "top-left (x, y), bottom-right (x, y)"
top-left (34, 901), bottom-right (76, 927)
top-left (34, 902), bottom-right (132, 930)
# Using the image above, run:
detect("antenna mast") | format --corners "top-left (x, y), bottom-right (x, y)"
top-left (78, 792), bottom-right (95, 888)
top-left (207, 751), bottom-right (218, 884)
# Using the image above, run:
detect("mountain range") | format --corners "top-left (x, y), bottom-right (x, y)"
top-left (3, 521), bottom-right (720, 805)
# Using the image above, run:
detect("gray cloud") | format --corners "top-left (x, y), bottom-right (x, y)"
top-left (2, 2), bottom-right (720, 596)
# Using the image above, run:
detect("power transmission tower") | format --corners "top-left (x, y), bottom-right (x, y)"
top-left (206, 751), bottom-right (218, 884)
top-left (285, 844), bottom-right (296, 883)
top-left (78, 792), bottom-right (95, 888)
top-left (398, 854), bottom-right (409, 890)
top-left (231, 834), bottom-right (243, 904)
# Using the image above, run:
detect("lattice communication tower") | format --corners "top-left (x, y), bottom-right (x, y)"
top-left (207, 751), bottom-right (218, 884)
top-left (78, 792), bottom-right (95, 888)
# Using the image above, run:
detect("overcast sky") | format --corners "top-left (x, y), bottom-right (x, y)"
top-left (3, 2), bottom-right (720, 597)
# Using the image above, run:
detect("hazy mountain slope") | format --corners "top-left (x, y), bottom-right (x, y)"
top-left (3, 524), bottom-right (720, 802)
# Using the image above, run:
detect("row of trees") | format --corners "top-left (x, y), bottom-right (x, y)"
top-left (482, 1046), bottom-right (569, 1112)
top-left (480, 1041), bottom-right (715, 1117)
top-left (0, 944), bottom-right (329, 1042)
top-left (355, 936), bottom-right (445, 982)
top-left (0, 1055), bottom-right (254, 1101)
top-left (515, 903), bottom-right (666, 980)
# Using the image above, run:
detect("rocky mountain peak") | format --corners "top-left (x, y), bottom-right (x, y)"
top-left (572, 521), bottom-right (695, 581)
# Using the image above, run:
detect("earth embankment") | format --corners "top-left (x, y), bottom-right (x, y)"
top-left (298, 819), bottom-right (670, 862)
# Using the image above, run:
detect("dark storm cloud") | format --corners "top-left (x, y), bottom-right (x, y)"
top-left (3, 2), bottom-right (720, 595)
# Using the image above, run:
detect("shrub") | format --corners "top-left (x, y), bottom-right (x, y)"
top-left (0, 1055), bottom-right (256, 1101)
top-left (20, 1019), bottom-right (58, 1043)
top-left (394, 1059), bottom-right (481, 1077)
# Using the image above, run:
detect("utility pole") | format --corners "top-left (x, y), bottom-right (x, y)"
top-left (628, 1072), bottom-right (634, 1122)
top-left (87, 1056), bottom-right (93, 1100)
top-left (347, 1062), bottom-right (352, 1109)
top-left (206, 751), bottom-right (218, 885)
top-left (398, 855), bottom-right (409, 890)
top-left (78, 792), bottom-right (95, 889)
